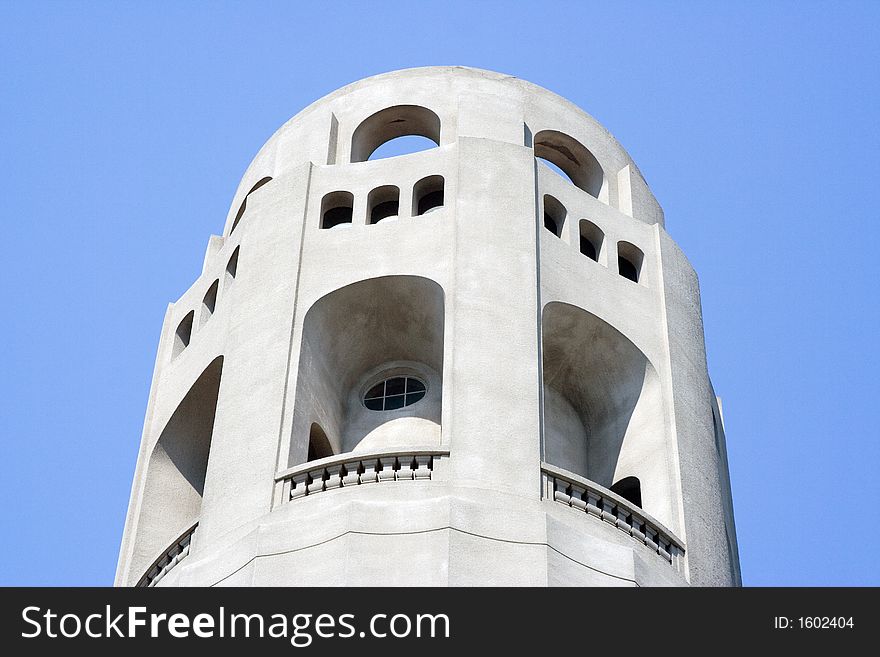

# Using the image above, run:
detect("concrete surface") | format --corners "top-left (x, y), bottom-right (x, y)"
top-left (115, 66), bottom-right (740, 587)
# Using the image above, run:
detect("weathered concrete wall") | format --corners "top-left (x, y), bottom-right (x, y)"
top-left (116, 66), bottom-right (739, 588)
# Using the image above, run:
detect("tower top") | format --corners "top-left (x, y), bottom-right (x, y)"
top-left (224, 65), bottom-right (664, 236)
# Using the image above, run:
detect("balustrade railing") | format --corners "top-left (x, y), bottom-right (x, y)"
top-left (541, 463), bottom-right (685, 570)
top-left (136, 523), bottom-right (198, 587)
top-left (275, 449), bottom-right (449, 504)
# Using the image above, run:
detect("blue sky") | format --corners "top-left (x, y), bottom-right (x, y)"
top-left (1, 1), bottom-right (877, 586)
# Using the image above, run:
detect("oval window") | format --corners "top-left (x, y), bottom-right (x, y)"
top-left (363, 376), bottom-right (426, 411)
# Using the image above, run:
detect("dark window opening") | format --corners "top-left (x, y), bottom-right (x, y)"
top-left (321, 191), bottom-right (355, 229)
top-left (611, 477), bottom-right (642, 508)
top-left (364, 376), bottom-right (426, 411)
top-left (617, 241), bottom-right (644, 283)
top-left (580, 236), bottom-right (597, 260)
top-left (225, 247), bottom-right (239, 285)
top-left (578, 219), bottom-right (604, 263)
top-left (371, 200), bottom-right (399, 223)
top-left (323, 206), bottom-right (353, 229)
top-left (418, 190), bottom-right (444, 215)
top-left (368, 185), bottom-right (400, 224)
top-left (618, 256), bottom-right (639, 282)
top-left (200, 280), bottom-right (218, 328)
top-left (173, 311), bottom-right (194, 359)
top-left (413, 175), bottom-right (445, 216)
top-left (543, 195), bottom-right (566, 238)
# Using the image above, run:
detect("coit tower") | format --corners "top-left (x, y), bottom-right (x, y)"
top-left (116, 66), bottom-right (741, 587)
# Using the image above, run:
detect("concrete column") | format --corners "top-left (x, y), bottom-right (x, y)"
top-left (197, 164), bottom-right (311, 545)
top-left (448, 136), bottom-right (542, 497)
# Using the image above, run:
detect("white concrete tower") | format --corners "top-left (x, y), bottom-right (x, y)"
top-left (116, 67), bottom-right (741, 587)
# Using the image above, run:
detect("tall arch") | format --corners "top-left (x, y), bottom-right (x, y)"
top-left (289, 276), bottom-right (445, 466)
top-left (128, 356), bottom-right (223, 585)
top-left (350, 105), bottom-right (441, 163)
top-left (541, 303), bottom-right (666, 516)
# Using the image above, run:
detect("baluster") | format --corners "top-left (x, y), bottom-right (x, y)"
top-left (377, 456), bottom-right (397, 483)
top-left (342, 461), bottom-right (361, 487)
top-left (361, 459), bottom-right (380, 485)
top-left (289, 473), bottom-right (309, 500)
top-left (600, 498), bottom-right (616, 524)
top-left (585, 491), bottom-right (602, 518)
top-left (413, 455), bottom-right (432, 480)
top-left (630, 516), bottom-right (646, 542)
top-left (397, 456), bottom-right (416, 481)
top-left (325, 464), bottom-right (344, 490)
top-left (307, 468), bottom-right (326, 495)
top-left (553, 478), bottom-right (571, 505)
top-left (644, 526), bottom-right (659, 552)
top-left (570, 483), bottom-right (587, 512)
top-left (658, 537), bottom-right (672, 562)
top-left (615, 505), bottom-right (631, 532)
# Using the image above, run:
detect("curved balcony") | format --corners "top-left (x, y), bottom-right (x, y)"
top-left (274, 448), bottom-right (450, 505)
top-left (541, 463), bottom-right (685, 571)
top-left (136, 523), bottom-right (198, 587)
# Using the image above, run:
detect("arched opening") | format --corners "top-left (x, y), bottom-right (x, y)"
top-left (413, 175), bottom-right (444, 216)
top-left (320, 191), bottom-right (354, 229)
top-left (617, 241), bottom-right (644, 283)
top-left (369, 135), bottom-right (438, 161)
top-left (543, 194), bottom-right (566, 238)
top-left (367, 185), bottom-right (400, 224)
top-left (537, 157), bottom-right (575, 186)
top-left (307, 423), bottom-right (334, 461)
top-left (351, 105), bottom-right (441, 163)
top-left (230, 176), bottom-right (272, 235)
top-left (290, 276), bottom-right (444, 466)
top-left (199, 280), bottom-right (218, 329)
top-left (534, 130), bottom-right (604, 198)
top-left (225, 247), bottom-right (239, 289)
top-left (128, 356), bottom-right (223, 585)
top-left (173, 311), bottom-right (194, 359)
top-left (611, 476), bottom-right (642, 508)
top-left (579, 219), bottom-right (604, 262)
top-left (542, 303), bottom-right (665, 512)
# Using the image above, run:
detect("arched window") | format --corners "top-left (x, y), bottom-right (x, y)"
top-left (579, 219), bottom-right (604, 262)
top-left (230, 176), bottom-right (272, 235)
top-left (543, 195), bottom-right (566, 238)
top-left (173, 311), bottom-right (194, 359)
top-left (351, 105), bottom-right (441, 163)
top-left (307, 423), bottom-right (333, 461)
top-left (225, 247), bottom-right (239, 287)
top-left (200, 280), bottom-right (218, 329)
top-left (321, 191), bottom-right (354, 229)
top-left (367, 185), bottom-right (400, 224)
top-left (617, 241), bottom-right (644, 283)
top-left (534, 130), bottom-right (603, 198)
top-left (611, 476), bottom-right (642, 508)
top-left (413, 175), bottom-right (444, 215)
